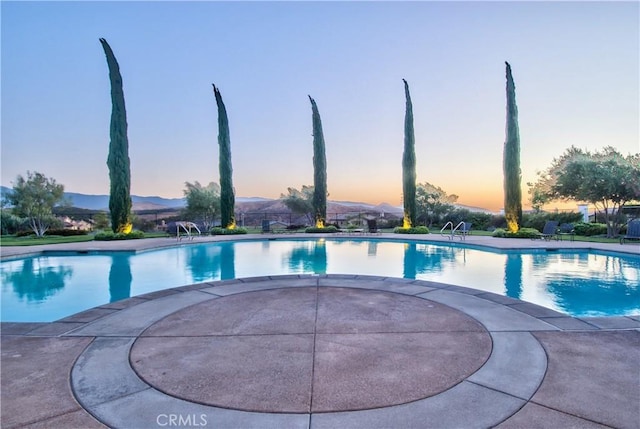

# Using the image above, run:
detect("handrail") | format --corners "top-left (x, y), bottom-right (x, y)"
top-left (452, 221), bottom-right (465, 240)
top-left (176, 221), bottom-right (201, 241)
top-left (440, 221), bottom-right (469, 240)
top-left (440, 221), bottom-right (454, 240)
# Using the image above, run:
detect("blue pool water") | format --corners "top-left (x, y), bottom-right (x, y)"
top-left (1, 239), bottom-right (639, 322)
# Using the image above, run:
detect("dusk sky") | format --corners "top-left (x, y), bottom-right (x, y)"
top-left (2, 1), bottom-right (638, 211)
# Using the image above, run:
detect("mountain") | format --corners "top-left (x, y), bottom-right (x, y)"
top-left (65, 192), bottom-right (187, 211)
top-left (1, 186), bottom-right (494, 214)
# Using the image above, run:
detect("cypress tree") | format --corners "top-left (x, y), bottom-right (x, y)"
top-left (99, 38), bottom-right (132, 233)
top-left (309, 96), bottom-right (327, 228)
top-left (213, 84), bottom-right (235, 229)
top-left (503, 62), bottom-right (523, 232)
top-left (402, 79), bottom-right (417, 228)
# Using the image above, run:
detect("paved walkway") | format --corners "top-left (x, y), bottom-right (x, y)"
top-left (1, 235), bottom-right (639, 428)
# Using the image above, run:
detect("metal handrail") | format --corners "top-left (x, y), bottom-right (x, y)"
top-left (452, 221), bottom-right (467, 240)
top-left (176, 221), bottom-right (201, 241)
top-left (440, 221), bottom-right (454, 239)
top-left (441, 221), bottom-right (469, 240)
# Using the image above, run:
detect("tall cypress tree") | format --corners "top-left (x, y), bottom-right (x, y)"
top-left (213, 84), bottom-right (235, 229)
top-left (309, 96), bottom-right (327, 228)
top-left (100, 38), bottom-right (132, 233)
top-left (503, 62), bottom-right (523, 232)
top-left (402, 79), bottom-right (417, 228)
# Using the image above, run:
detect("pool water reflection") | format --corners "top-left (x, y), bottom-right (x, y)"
top-left (1, 239), bottom-right (638, 322)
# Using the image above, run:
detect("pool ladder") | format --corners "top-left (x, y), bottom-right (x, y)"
top-left (176, 221), bottom-right (201, 241)
top-left (440, 221), bottom-right (467, 240)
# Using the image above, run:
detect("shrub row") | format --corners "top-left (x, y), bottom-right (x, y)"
top-left (15, 228), bottom-right (89, 237)
top-left (210, 227), bottom-right (248, 235)
top-left (492, 227), bottom-right (540, 239)
top-left (94, 230), bottom-right (145, 241)
top-left (305, 225), bottom-right (339, 233)
top-left (572, 222), bottom-right (607, 236)
top-left (393, 226), bottom-right (430, 234)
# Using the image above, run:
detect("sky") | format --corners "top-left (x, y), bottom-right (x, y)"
top-left (1, 1), bottom-right (638, 211)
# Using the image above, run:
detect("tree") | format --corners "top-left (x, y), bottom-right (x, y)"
top-left (6, 171), bottom-right (66, 237)
top-left (309, 96), bottom-right (327, 228)
top-left (415, 182), bottom-right (458, 227)
top-left (402, 79), bottom-right (417, 228)
top-left (100, 38), bottom-right (133, 234)
top-left (503, 62), bottom-right (523, 232)
top-left (93, 212), bottom-right (111, 230)
top-left (213, 84), bottom-right (235, 229)
top-left (280, 186), bottom-right (315, 225)
top-left (183, 181), bottom-right (221, 229)
top-left (531, 146), bottom-right (640, 237)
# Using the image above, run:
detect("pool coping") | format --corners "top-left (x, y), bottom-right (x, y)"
top-left (1, 232), bottom-right (639, 261)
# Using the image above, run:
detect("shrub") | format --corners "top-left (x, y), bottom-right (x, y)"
top-left (94, 230), bottom-right (145, 241)
top-left (489, 214), bottom-right (507, 230)
top-left (305, 225), bottom-right (338, 233)
top-left (573, 222), bottom-right (607, 236)
top-left (15, 230), bottom-right (36, 237)
top-left (466, 212), bottom-right (493, 231)
top-left (492, 227), bottom-right (540, 239)
top-left (379, 219), bottom-right (402, 229)
top-left (522, 212), bottom-right (583, 232)
top-left (1, 210), bottom-right (26, 235)
top-left (132, 217), bottom-right (157, 233)
top-left (394, 226), bottom-right (429, 234)
top-left (45, 229), bottom-right (89, 236)
top-left (210, 227), bottom-right (248, 235)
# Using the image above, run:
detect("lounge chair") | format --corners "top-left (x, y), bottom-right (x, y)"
top-left (557, 223), bottom-right (575, 241)
top-left (454, 222), bottom-right (472, 239)
top-left (539, 221), bottom-right (559, 241)
top-left (620, 219), bottom-right (640, 244)
top-left (367, 219), bottom-right (379, 234)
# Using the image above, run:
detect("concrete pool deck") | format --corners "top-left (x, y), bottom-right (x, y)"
top-left (1, 234), bottom-right (639, 428)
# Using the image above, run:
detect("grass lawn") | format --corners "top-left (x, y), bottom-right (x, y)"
top-left (0, 235), bottom-right (96, 246)
top-left (0, 231), bottom-right (172, 246)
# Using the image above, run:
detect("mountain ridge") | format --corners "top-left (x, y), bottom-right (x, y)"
top-left (0, 186), bottom-right (493, 214)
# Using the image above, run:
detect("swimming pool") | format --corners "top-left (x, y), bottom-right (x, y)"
top-left (1, 238), bottom-right (639, 322)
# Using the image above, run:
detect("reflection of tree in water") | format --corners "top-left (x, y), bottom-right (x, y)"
top-left (186, 244), bottom-right (222, 282)
top-left (3, 258), bottom-right (72, 302)
top-left (547, 256), bottom-right (640, 316)
top-left (367, 241), bottom-right (378, 257)
top-left (503, 253), bottom-right (523, 300)
top-left (220, 243), bottom-right (235, 280)
top-left (403, 243), bottom-right (457, 279)
top-left (109, 254), bottom-right (132, 303)
top-left (286, 240), bottom-right (327, 274)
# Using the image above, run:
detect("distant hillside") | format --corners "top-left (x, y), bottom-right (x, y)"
top-left (1, 186), bottom-right (494, 214)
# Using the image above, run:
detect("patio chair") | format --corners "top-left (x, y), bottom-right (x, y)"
top-left (261, 220), bottom-right (271, 234)
top-left (557, 223), bottom-right (575, 241)
top-left (367, 219), bottom-right (379, 234)
top-left (620, 219), bottom-right (640, 244)
top-left (454, 222), bottom-right (472, 239)
top-left (540, 221), bottom-right (559, 241)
